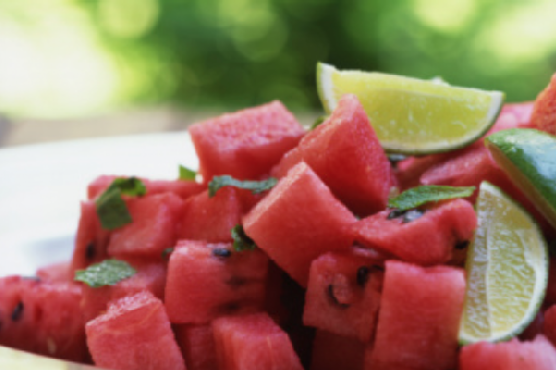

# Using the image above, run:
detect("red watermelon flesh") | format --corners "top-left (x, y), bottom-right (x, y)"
top-left (88, 175), bottom-right (205, 200)
top-left (36, 260), bottom-right (72, 284)
top-left (86, 291), bottom-right (185, 370)
top-left (244, 162), bottom-right (356, 287)
top-left (520, 311), bottom-right (545, 341)
top-left (545, 258), bottom-right (556, 308)
top-left (273, 94), bottom-right (390, 216)
top-left (368, 261), bottom-right (465, 370)
top-left (178, 187), bottom-right (242, 243)
top-left (310, 330), bottom-right (365, 370)
top-left (530, 73), bottom-right (556, 135)
top-left (353, 199), bottom-right (476, 266)
top-left (487, 102), bottom-right (535, 135)
top-left (460, 335), bottom-right (556, 370)
top-left (212, 312), bottom-right (304, 370)
top-left (174, 324), bottom-right (218, 370)
top-left (0, 276), bottom-right (88, 362)
top-left (189, 100), bottom-right (305, 182)
top-left (81, 259), bottom-right (167, 322)
top-left (108, 192), bottom-right (183, 258)
top-left (72, 200), bottom-right (110, 273)
top-left (165, 240), bottom-right (268, 323)
top-left (303, 248), bottom-right (383, 342)
top-left (544, 305), bottom-right (556, 346)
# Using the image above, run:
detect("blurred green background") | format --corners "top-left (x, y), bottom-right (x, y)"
top-left (0, 0), bottom-right (555, 119)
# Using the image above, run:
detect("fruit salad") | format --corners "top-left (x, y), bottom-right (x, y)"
top-left (1, 64), bottom-right (556, 370)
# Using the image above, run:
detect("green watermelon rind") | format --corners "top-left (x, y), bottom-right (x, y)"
top-left (458, 181), bottom-right (548, 346)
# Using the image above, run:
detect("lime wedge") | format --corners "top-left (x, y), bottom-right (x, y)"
top-left (486, 128), bottom-right (556, 230)
top-left (459, 182), bottom-right (548, 345)
top-left (317, 62), bottom-right (504, 154)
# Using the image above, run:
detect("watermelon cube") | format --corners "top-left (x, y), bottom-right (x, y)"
top-left (108, 193), bottom-right (183, 258)
top-left (274, 94), bottom-right (390, 216)
top-left (72, 200), bottom-right (110, 272)
top-left (244, 162), bottom-right (356, 286)
top-left (86, 291), bottom-right (185, 370)
top-left (81, 259), bottom-right (167, 322)
top-left (189, 100), bottom-right (305, 181)
top-left (353, 199), bottom-right (476, 266)
top-left (36, 260), bottom-right (72, 284)
top-left (368, 261), bottom-right (465, 370)
top-left (212, 312), bottom-right (303, 370)
top-left (174, 324), bottom-right (218, 370)
top-left (310, 330), bottom-right (365, 370)
top-left (530, 73), bottom-right (556, 135)
top-left (178, 188), bottom-right (242, 243)
top-left (303, 248), bottom-right (383, 342)
top-left (0, 276), bottom-right (88, 362)
top-left (88, 175), bottom-right (205, 200)
top-left (165, 240), bottom-right (268, 323)
top-left (544, 305), bottom-right (556, 346)
top-left (460, 335), bottom-right (556, 370)
top-left (487, 102), bottom-right (535, 135)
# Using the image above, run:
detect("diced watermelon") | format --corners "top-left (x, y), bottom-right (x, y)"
top-left (310, 330), bottom-right (365, 370)
top-left (189, 101), bottom-right (305, 182)
top-left (86, 291), bottom-right (185, 370)
top-left (212, 312), bottom-right (303, 370)
top-left (244, 162), bottom-right (356, 286)
top-left (274, 94), bottom-right (390, 216)
top-left (368, 261), bottom-right (465, 370)
top-left (460, 335), bottom-right (556, 370)
top-left (487, 102), bottom-right (535, 135)
top-left (165, 240), bottom-right (268, 323)
top-left (353, 199), bottom-right (476, 266)
top-left (303, 248), bottom-right (383, 342)
top-left (178, 188), bottom-right (242, 243)
top-left (530, 73), bottom-right (556, 135)
top-left (174, 324), bottom-right (218, 370)
top-left (72, 200), bottom-right (110, 272)
top-left (544, 305), bottom-right (556, 346)
top-left (36, 260), bottom-right (72, 284)
top-left (88, 175), bottom-right (205, 200)
top-left (81, 259), bottom-right (167, 322)
top-left (108, 193), bottom-right (183, 258)
top-left (0, 276), bottom-right (88, 362)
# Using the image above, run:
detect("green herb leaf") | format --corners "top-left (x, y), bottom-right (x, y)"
top-left (231, 224), bottom-right (256, 252)
top-left (74, 260), bottom-right (136, 288)
top-left (96, 177), bottom-right (146, 230)
top-left (310, 115), bottom-right (328, 130)
top-left (161, 247), bottom-right (174, 260)
top-left (179, 165), bottom-right (197, 181)
top-left (208, 176), bottom-right (278, 198)
top-left (388, 185), bottom-right (475, 211)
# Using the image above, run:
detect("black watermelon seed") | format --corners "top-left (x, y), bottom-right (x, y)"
top-left (356, 266), bottom-right (370, 287)
top-left (402, 209), bottom-right (425, 223)
top-left (212, 248), bottom-right (232, 258)
top-left (11, 302), bottom-right (24, 322)
top-left (85, 242), bottom-right (96, 261)
top-left (327, 285), bottom-right (351, 309)
top-left (221, 301), bottom-right (241, 313)
top-left (455, 241), bottom-right (470, 250)
top-left (387, 209), bottom-right (405, 220)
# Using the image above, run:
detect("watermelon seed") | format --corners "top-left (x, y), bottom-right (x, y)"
top-left (85, 241), bottom-right (96, 260)
top-left (11, 302), bottom-right (24, 322)
top-left (327, 285), bottom-right (351, 309)
top-left (356, 267), bottom-right (370, 286)
top-left (387, 209), bottom-right (405, 220)
top-left (402, 209), bottom-right (425, 223)
top-left (455, 240), bottom-right (470, 249)
top-left (212, 248), bottom-right (232, 259)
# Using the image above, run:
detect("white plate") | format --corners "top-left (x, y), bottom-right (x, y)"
top-left (0, 131), bottom-right (198, 277)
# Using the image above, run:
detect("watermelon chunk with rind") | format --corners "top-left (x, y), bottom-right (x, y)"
top-left (189, 100), bottom-right (305, 181)
top-left (244, 162), bottom-right (356, 286)
top-left (368, 260), bottom-right (465, 370)
top-left (86, 291), bottom-right (185, 370)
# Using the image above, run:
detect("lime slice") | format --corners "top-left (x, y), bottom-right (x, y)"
top-left (486, 128), bottom-right (556, 231)
top-left (316, 62), bottom-right (504, 154)
top-left (458, 182), bottom-right (548, 345)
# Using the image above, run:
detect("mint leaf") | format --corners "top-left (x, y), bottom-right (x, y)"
top-left (231, 224), bottom-right (256, 252)
top-left (310, 115), bottom-right (328, 130)
top-left (388, 185), bottom-right (475, 211)
top-left (208, 176), bottom-right (278, 198)
top-left (179, 165), bottom-right (197, 181)
top-left (74, 260), bottom-right (136, 288)
top-left (96, 177), bottom-right (146, 230)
